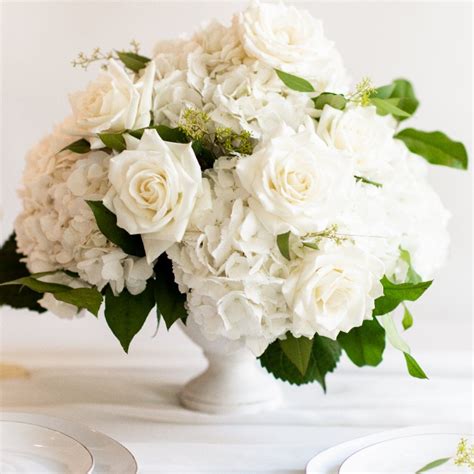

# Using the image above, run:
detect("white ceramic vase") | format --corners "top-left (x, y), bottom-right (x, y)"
top-left (179, 317), bottom-right (282, 415)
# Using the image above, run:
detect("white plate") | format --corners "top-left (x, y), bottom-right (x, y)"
top-left (340, 433), bottom-right (472, 473)
top-left (1, 413), bottom-right (137, 474)
top-left (306, 424), bottom-right (473, 474)
top-left (0, 420), bottom-right (94, 474)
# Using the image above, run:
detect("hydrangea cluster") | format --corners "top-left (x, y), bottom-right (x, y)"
top-left (12, 0), bottom-right (455, 361)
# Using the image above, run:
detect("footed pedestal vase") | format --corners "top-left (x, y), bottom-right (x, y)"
top-left (179, 318), bottom-right (282, 415)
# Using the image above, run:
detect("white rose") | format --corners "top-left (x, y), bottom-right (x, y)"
top-left (236, 119), bottom-right (354, 235)
top-left (317, 105), bottom-right (397, 176)
top-left (283, 244), bottom-right (384, 339)
top-left (103, 129), bottom-right (202, 263)
top-left (67, 60), bottom-right (155, 143)
top-left (236, 0), bottom-right (349, 92)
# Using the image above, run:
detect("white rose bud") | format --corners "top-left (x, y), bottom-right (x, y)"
top-left (103, 129), bottom-right (202, 263)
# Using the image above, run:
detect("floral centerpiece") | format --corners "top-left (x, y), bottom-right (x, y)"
top-left (0, 1), bottom-right (468, 396)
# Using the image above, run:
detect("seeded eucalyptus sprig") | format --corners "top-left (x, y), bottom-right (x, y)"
top-left (177, 107), bottom-right (255, 159)
top-left (71, 39), bottom-right (151, 73)
top-left (415, 437), bottom-right (474, 473)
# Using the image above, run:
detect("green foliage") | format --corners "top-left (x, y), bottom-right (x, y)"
top-left (378, 313), bottom-right (410, 354)
top-left (402, 304), bottom-right (414, 331)
top-left (1, 272), bottom-right (103, 316)
top-left (373, 78), bottom-right (419, 120)
top-left (416, 458), bottom-right (451, 474)
top-left (116, 51), bottom-right (151, 73)
top-left (86, 201), bottom-right (145, 257)
top-left (338, 319), bottom-right (386, 367)
top-left (192, 140), bottom-right (216, 171)
top-left (259, 334), bottom-right (341, 390)
top-left (128, 125), bottom-right (187, 143)
top-left (0, 233), bottom-right (45, 313)
top-left (354, 175), bottom-right (382, 188)
top-left (276, 232), bottom-right (291, 260)
top-left (279, 334), bottom-right (313, 375)
top-left (52, 287), bottom-right (103, 316)
top-left (373, 277), bottom-right (432, 316)
top-left (153, 254), bottom-right (187, 329)
top-left (370, 97), bottom-right (411, 119)
top-left (313, 92), bottom-right (347, 110)
top-left (395, 128), bottom-right (468, 170)
top-left (98, 133), bottom-right (126, 152)
top-left (104, 281), bottom-right (155, 352)
top-left (399, 247), bottom-right (422, 284)
top-left (404, 352), bottom-right (428, 379)
top-left (60, 138), bottom-right (91, 154)
top-left (275, 69), bottom-right (315, 92)
top-left (302, 242), bottom-right (320, 250)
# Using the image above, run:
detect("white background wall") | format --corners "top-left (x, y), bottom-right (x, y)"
top-left (1, 2), bottom-right (472, 363)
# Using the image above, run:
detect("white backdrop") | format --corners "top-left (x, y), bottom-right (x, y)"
top-left (1, 2), bottom-right (472, 362)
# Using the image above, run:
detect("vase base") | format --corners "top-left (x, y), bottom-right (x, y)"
top-left (178, 355), bottom-right (282, 415)
top-left (179, 389), bottom-right (281, 415)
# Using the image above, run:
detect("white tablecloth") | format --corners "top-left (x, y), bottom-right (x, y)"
top-left (0, 341), bottom-right (471, 473)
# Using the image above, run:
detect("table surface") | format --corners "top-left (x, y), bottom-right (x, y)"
top-left (0, 327), bottom-right (472, 474)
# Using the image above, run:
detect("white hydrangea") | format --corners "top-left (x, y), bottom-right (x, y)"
top-left (168, 157), bottom-right (291, 355)
top-left (15, 125), bottom-right (154, 303)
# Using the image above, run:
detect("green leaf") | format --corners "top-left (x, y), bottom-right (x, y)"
top-left (402, 304), bottom-right (414, 331)
top-left (259, 333), bottom-right (341, 390)
top-left (1, 270), bottom-right (103, 316)
top-left (354, 175), bottom-right (382, 188)
top-left (104, 281), bottom-right (155, 352)
top-left (338, 319), bottom-right (386, 367)
top-left (153, 254), bottom-right (187, 329)
top-left (378, 313), bottom-right (411, 354)
top-left (277, 232), bottom-right (291, 260)
top-left (302, 241), bottom-right (320, 250)
top-left (53, 288), bottom-right (103, 317)
top-left (275, 69), bottom-right (314, 92)
top-left (312, 92), bottom-right (347, 110)
top-left (0, 275), bottom-right (72, 293)
top-left (373, 83), bottom-right (396, 99)
top-left (192, 140), bottom-right (216, 171)
top-left (116, 51), bottom-right (151, 73)
top-left (128, 125), bottom-right (188, 143)
top-left (404, 352), bottom-right (429, 379)
top-left (370, 97), bottom-right (411, 118)
top-left (373, 277), bottom-right (432, 316)
top-left (60, 138), bottom-right (91, 154)
top-left (399, 248), bottom-right (422, 284)
top-left (153, 125), bottom-right (188, 143)
top-left (416, 457), bottom-right (451, 473)
top-left (98, 133), bottom-right (126, 152)
top-left (0, 233), bottom-right (46, 313)
top-left (395, 128), bottom-right (468, 170)
top-left (373, 79), bottom-right (419, 120)
top-left (279, 334), bottom-right (313, 375)
top-left (86, 201), bottom-right (145, 257)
